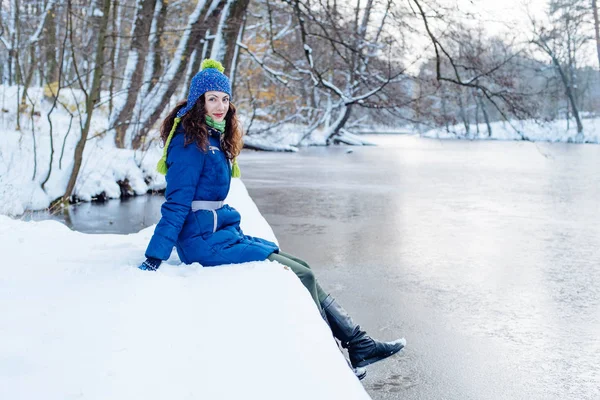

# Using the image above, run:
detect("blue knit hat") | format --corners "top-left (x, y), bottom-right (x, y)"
top-left (157, 59), bottom-right (240, 177)
top-left (176, 59), bottom-right (232, 118)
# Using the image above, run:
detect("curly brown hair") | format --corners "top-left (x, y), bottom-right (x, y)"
top-left (160, 95), bottom-right (243, 160)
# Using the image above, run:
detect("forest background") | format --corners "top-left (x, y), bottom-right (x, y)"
top-left (1, 0), bottom-right (600, 207)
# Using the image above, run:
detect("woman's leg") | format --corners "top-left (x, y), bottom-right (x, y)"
top-left (269, 251), bottom-right (367, 380)
top-left (273, 251), bottom-right (405, 369)
top-left (277, 251), bottom-right (328, 303)
top-left (277, 252), bottom-right (405, 368)
top-left (267, 252), bottom-right (323, 313)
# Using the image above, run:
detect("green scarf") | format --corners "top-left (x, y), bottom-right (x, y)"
top-left (205, 115), bottom-right (226, 132)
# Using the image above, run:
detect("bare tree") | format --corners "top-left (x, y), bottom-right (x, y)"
top-left (42, 14), bottom-right (70, 191)
top-left (110, 0), bottom-right (158, 148)
top-left (410, 0), bottom-right (535, 130)
top-left (529, 0), bottom-right (591, 137)
top-left (593, 0), bottom-right (600, 70)
top-left (234, 0), bottom-right (410, 144)
top-left (62, 0), bottom-right (112, 202)
top-left (217, 0), bottom-right (251, 88)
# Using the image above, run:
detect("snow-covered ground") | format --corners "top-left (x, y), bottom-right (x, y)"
top-left (0, 85), bottom-right (165, 216)
top-left (422, 117), bottom-right (600, 143)
top-left (242, 121), bottom-right (376, 150)
top-left (0, 178), bottom-right (371, 400)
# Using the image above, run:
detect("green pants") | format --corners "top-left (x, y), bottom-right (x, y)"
top-left (268, 251), bottom-right (329, 312)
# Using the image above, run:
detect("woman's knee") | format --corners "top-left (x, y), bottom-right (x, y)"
top-left (296, 266), bottom-right (316, 286)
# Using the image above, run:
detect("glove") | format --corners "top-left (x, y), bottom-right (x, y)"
top-left (139, 257), bottom-right (162, 271)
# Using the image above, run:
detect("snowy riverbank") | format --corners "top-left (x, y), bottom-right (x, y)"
top-left (422, 117), bottom-right (600, 143)
top-left (0, 178), bottom-right (371, 400)
top-left (0, 85), bottom-right (348, 215)
top-left (2, 84), bottom-right (599, 216)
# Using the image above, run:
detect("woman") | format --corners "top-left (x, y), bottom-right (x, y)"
top-left (139, 59), bottom-right (405, 379)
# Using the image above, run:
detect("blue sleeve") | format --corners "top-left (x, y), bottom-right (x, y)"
top-left (145, 138), bottom-right (205, 260)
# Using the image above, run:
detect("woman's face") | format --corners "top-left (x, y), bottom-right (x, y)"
top-left (204, 91), bottom-right (230, 122)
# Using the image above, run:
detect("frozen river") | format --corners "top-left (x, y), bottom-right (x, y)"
top-left (240, 135), bottom-right (600, 400)
top-left (37, 134), bottom-right (600, 399)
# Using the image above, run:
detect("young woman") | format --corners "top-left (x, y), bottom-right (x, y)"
top-left (139, 59), bottom-right (405, 379)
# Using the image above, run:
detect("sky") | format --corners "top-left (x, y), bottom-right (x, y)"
top-left (419, 0), bottom-right (550, 39)
top-left (458, 0), bottom-right (549, 35)
top-left (396, 0), bottom-right (598, 70)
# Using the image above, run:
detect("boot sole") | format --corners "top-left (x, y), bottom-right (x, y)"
top-left (356, 369), bottom-right (367, 380)
top-left (352, 343), bottom-right (405, 368)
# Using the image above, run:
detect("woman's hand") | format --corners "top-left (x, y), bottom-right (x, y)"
top-left (138, 257), bottom-right (162, 271)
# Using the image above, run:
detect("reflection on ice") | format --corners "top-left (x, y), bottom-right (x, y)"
top-left (243, 136), bottom-right (600, 400)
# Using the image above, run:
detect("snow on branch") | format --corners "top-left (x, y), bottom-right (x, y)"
top-left (237, 42), bottom-right (301, 84)
top-left (334, 129), bottom-right (376, 146)
top-left (291, 0), bottom-right (400, 107)
top-left (303, 44), bottom-right (314, 68)
top-left (205, 0), bottom-right (224, 18)
top-left (210, 0), bottom-right (235, 61)
top-left (0, 36), bottom-right (10, 50)
top-left (273, 15), bottom-right (294, 41)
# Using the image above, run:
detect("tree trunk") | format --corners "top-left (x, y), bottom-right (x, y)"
top-left (326, 104), bottom-right (353, 144)
top-left (227, 15), bottom-right (246, 93)
top-left (62, 0), bottom-right (111, 202)
top-left (474, 90), bottom-right (480, 135)
top-left (108, 0), bottom-right (120, 117)
top-left (218, 0), bottom-right (251, 82)
top-left (551, 54), bottom-right (583, 135)
top-left (20, 45), bottom-right (36, 108)
top-left (83, 0), bottom-right (100, 89)
top-left (112, 0), bottom-right (157, 148)
top-left (477, 91), bottom-right (492, 137)
top-left (44, 5), bottom-right (58, 84)
top-left (593, 0), bottom-right (600, 71)
top-left (15, 52), bottom-right (22, 130)
top-left (145, 0), bottom-right (168, 95)
top-left (183, 41), bottom-right (205, 94)
top-left (30, 101), bottom-right (38, 180)
top-left (9, 0), bottom-right (20, 86)
top-left (440, 84), bottom-right (450, 133)
top-left (42, 16), bottom-right (69, 190)
top-left (458, 88), bottom-right (469, 135)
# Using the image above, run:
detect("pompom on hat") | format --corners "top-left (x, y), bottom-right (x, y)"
top-left (157, 59), bottom-right (240, 178)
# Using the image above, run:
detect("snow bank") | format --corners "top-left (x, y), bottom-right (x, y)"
top-left (242, 120), bottom-right (377, 149)
top-left (422, 117), bottom-right (600, 144)
top-left (0, 85), bottom-right (167, 216)
top-left (0, 178), bottom-right (370, 400)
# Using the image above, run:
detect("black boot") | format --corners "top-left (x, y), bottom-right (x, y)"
top-left (322, 295), bottom-right (406, 368)
top-left (320, 304), bottom-right (367, 380)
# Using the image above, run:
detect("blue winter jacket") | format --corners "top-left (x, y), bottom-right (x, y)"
top-left (145, 125), bottom-right (279, 266)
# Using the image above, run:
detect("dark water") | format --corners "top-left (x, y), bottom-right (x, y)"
top-left (23, 194), bottom-right (164, 234)
top-left (29, 135), bottom-right (600, 399)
